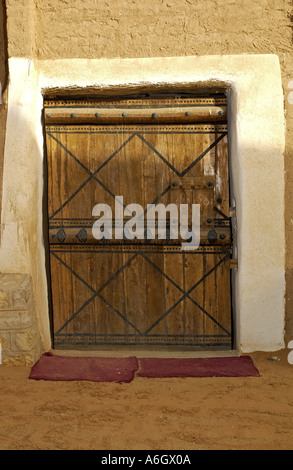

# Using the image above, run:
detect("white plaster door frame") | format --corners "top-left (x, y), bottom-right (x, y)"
top-left (0, 55), bottom-right (286, 353)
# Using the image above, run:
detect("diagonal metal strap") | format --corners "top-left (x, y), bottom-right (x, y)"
top-left (143, 253), bottom-right (231, 335)
top-left (51, 251), bottom-right (142, 335)
top-left (136, 134), bottom-right (181, 176)
top-left (139, 133), bottom-right (227, 219)
top-left (48, 132), bottom-right (137, 219)
top-left (140, 252), bottom-right (231, 335)
top-left (142, 184), bottom-right (171, 218)
top-left (179, 133), bottom-right (227, 177)
top-left (51, 250), bottom-right (230, 339)
top-left (48, 130), bottom-right (227, 221)
top-left (136, 132), bottom-right (227, 178)
top-left (214, 206), bottom-right (230, 221)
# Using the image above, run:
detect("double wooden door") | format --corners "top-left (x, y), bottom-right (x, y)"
top-left (44, 95), bottom-right (232, 349)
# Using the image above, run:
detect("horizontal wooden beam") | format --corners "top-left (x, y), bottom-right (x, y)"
top-left (49, 227), bottom-right (231, 245)
top-left (44, 106), bottom-right (227, 124)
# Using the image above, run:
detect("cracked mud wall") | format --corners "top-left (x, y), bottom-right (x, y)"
top-left (6, 0), bottom-right (292, 60)
top-left (2, 0), bottom-right (293, 343)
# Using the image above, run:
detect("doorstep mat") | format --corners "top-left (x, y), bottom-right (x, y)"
top-left (137, 356), bottom-right (260, 378)
top-left (29, 352), bottom-right (139, 383)
top-left (29, 353), bottom-right (260, 382)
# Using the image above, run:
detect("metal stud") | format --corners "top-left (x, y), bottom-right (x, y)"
top-left (207, 230), bottom-right (218, 243)
top-left (52, 229), bottom-right (66, 243)
top-left (95, 113), bottom-right (100, 118)
top-left (76, 228), bottom-right (87, 244)
top-left (71, 113), bottom-right (76, 118)
top-left (122, 112), bottom-right (127, 117)
top-left (185, 111), bottom-right (190, 117)
top-left (218, 110), bottom-right (223, 116)
top-left (217, 198), bottom-right (222, 203)
top-left (152, 113), bottom-right (158, 118)
top-left (207, 181), bottom-right (213, 187)
top-left (46, 113), bottom-right (51, 118)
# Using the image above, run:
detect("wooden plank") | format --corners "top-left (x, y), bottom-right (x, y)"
top-left (44, 96), bottom-right (227, 108)
top-left (144, 251), bottom-right (167, 340)
top-left (98, 249), bottom-right (140, 339)
top-left (161, 251), bottom-right (185, 339)
top-left (216, 255), bottom-right (232, 345)
top-left (122, 250), bottom-right (147, 338)
top-left (48, 226), bottom-right (231, 245)
top-left (44, 106), bottom-right (227, 124)
top-left (215, 132), bottom-right (230, 217)
top-left (183, 253), bottom-right (205, 344)
top-left (203, 252), bottom-right (218, 343)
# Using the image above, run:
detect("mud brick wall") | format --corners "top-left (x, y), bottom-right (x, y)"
top-left (0, 274), bottom-right (41, 365)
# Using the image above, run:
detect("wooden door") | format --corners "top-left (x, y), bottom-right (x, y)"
top-left (44, 95), bottom-right (232, 349)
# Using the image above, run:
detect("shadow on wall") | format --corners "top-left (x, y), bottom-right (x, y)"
top-left (0, 0), bottom-right (9, 234)
top-left (0, 0), bottom-right (8, 91)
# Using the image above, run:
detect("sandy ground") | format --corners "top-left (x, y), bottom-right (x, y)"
top-left (0, 349), bottom-right (293, 450)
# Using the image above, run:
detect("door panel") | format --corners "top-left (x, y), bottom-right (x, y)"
top-left (45, 95), bottom-right (232, 349)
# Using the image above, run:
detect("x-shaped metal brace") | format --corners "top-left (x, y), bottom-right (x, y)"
top-left (52, 250), bottom-right (231, 338)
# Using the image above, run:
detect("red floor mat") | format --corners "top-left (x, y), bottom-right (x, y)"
top-left (137, 356), bottom-right (260, 378)
top-left (29, 353), bottom-right (259, 382)
top-left (29, 352), bottom-right (139, 383)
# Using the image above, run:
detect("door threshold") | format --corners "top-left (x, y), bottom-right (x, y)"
top-left (52, 349), bottom-right (240, 359)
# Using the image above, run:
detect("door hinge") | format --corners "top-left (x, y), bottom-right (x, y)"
top-left (230, 259), bottom-right (238, 269)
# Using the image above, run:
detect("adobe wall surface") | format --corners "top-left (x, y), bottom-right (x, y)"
top-left (1, 0), bottom-right (292, 358)
top-left (5, 1), bottom-right (292, 61)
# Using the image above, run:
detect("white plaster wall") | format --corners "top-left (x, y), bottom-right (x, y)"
top-left (0, 55), bottom-right (286, 353)
top-left (0, 59), bottom-right (51, 351)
